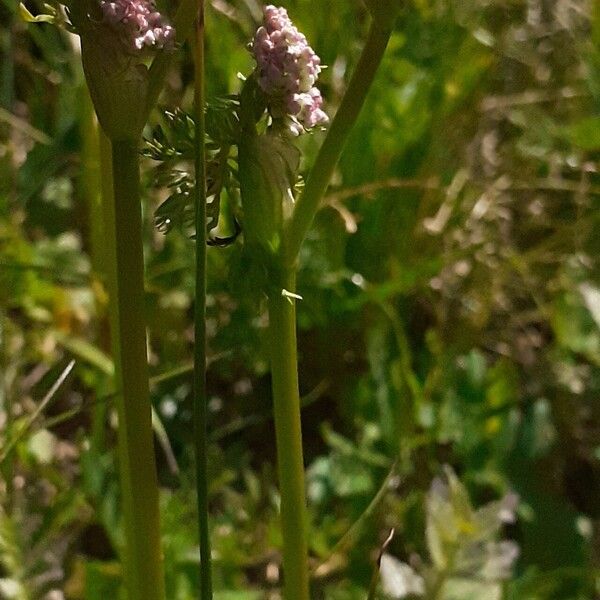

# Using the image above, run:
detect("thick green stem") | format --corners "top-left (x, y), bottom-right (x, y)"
top-left (284, 22), bottom-right (393, 264)
top-left (106, 139), bottom-right (165, 600)
top-left (263, 19), bottom-right (394, 599)
top-left (192, 1), bottom-right (213, 598)
top-left (267, 268), bottom-right (310, 600)
top-left (77, 1), bottom-right (199, 594)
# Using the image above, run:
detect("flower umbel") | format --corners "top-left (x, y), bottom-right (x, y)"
top-left (252, 5), bottom-right (328, 134)
top-left (99, 0), bottom-right (175, 51)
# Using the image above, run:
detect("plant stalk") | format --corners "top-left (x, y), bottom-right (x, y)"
top-left (80, 87), bottom-right (105, 277)
top-left (267, 267), bottom-right (310, 600)
top-left (106, 139), bottom-right (165, 600)
top-left (284, 21), bottom-right (393, 264)
top-left (192, 1), bottom-right (213, 598)
top-left (80, 89), bottom-right (112, 456)
top-left (264, 19), bottom-right (395, 600)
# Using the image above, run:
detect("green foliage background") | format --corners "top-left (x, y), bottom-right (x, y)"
top-left (0, 0), bottom-right (599, 598)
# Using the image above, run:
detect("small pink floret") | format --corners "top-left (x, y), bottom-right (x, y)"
top-left (99, 0), bottom-right (175, 51)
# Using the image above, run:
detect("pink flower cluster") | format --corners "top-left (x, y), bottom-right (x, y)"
top-left (99, 0), bottom-right (175, 51)
top-left (252, 5), bottom-right (328, 134)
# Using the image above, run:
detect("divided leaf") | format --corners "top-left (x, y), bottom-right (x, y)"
top-left (146, 104), bottom-right (240, 241)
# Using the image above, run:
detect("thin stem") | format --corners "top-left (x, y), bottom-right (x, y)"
top-left (106, 139), bottom-right (165, 600)
top-left (314, 460), bottom-right (398, 577)
top-left (192, 1), bottom-right (213, 598)
top-left (267, 268), bottom-right (310, 600)
top-left (284, 22), bottom-right (393, 264)
top-left (0, 361), bottom-right (75, 465)
top-left (0, 314), bottom-right (9, 505)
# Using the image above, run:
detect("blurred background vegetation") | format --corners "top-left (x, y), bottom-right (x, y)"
top-left (1, 0), bottom-right (599, 598)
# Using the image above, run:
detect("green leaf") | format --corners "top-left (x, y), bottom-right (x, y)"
top-left (551, 289), bottom-right (600, 364)
top-left (213, 592), bottom-right (262, 600)
top-left (153, 173), bottom-right (195, 234)
top-left (84, 561), bottom-right (122, 600)
top-left (205, 96), bottom-right (240, 146)
top-left (563, 116), bottom-right (600, 150)
top-left (18, 2), bottom-right (56, 24)
top-left (55, 333), bottom-right (114, 375)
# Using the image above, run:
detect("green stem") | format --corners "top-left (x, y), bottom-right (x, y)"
top-left (80, 87), bottom-right (104, 277)
top-left (106, 139), bottom-right (165, 600)
top-left (284, 21), bottom-right (393, 264)
top-left (263, 19), bottom-right (394, 599)
top-left (267, 267), bottom-right (310, 600)
top-left (366, 565), bottom-right (380, 600)
top-left (80, 88), bottom-right (110, 455)
top-left (192, 2), bottom-right (213, 598)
